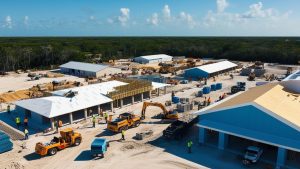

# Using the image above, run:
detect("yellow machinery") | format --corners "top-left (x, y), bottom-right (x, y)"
top-left (141, 102), bottom-right (179, 120)
top-left (35, 128), bottom-right (82, 156)
top-left (107, 113), bottom-right (141, 133)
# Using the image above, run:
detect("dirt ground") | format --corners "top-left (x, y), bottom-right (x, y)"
top-left (0, 71), bottom-right (85, 94)
top-left (0, 72), bottom-right (263, 169)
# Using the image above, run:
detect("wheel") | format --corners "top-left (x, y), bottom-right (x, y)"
top-left (48, 148), bottom-right (57, 156)
top-left (107, 142), bottom-right (110, 147)
top-left (74, 138), bottom-right (81, 146)
top-left (134, 121), bottom-right (140, 127)
top-left (101, 153), bottom-right (104, 158)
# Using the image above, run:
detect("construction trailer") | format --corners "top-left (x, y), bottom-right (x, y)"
top-left (196, 82), bottom-right (300, 169)
top-left (60, 61), bottom-right (121, 78)
top-left (184, 61), bottom-right (237, 80)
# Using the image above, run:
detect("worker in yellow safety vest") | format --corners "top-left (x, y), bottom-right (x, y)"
top-left (92, 116), bottom-right (96, 128)
top-left (24, 128), bottom-right (29, 140)
top-left (24, 117), bottom-right (28, 127)
top-left (121, 130), bottom-right (125, 140)
top-left (15, 117), bottom-right (21, 129)
top-left (187, 140), bottom-right (193, 153)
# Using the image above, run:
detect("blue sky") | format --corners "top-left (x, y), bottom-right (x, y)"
top-left (0, 0), bottom-right (299, 36)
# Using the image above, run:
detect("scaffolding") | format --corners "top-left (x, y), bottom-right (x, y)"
top-left (108, 79), bottom-right (152, 100)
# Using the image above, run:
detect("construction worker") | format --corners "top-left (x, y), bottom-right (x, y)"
top-left (7, 104), bottom-right (10, 114)
top-left (104, 112), bottom-right (108, 123)
top-left (58, 120), bottom-right (63, 128)
top-left (121, 129), bottom-right (125, 140)
top-left (203, 97), bottom-right (207, 107)
top-left (54, 120), bottom-right (59, 133)
top-left (15, 116), bottom-right (21, 129)
top-left (207, 97), bottom-right (211, 106)
top-left (24, 117), bottom-right (28, 127)
top-left (92, 116), bottom-right (96, 128)
top-left (222, 93), bottom-right (226, 99)
top-left (24, 128), bottom-right (29, 140)
top-left (187, 140), bottom-right (193, 153)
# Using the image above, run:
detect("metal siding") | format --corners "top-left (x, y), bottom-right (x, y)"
top-left (184, 68), bottom-right (209, 79)
top-left (199, 105), bottom-right (300, 151)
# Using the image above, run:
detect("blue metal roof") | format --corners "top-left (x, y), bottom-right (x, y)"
top-left (59, 61), bottom-right (108, 73)
top-left (198, 105), bottom-right (300, 152)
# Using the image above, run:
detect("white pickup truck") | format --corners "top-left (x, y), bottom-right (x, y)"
top-left (243, 146), bottom-right (263, 165)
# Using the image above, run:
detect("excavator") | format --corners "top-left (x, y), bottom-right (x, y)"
top-left (141, 101), bottom-right (179, 120)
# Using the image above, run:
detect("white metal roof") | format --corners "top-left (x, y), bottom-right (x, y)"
top-left (15, 80), bottom-right (127, 118)
top-left (59, 61), bottom-right (109, 73)
top-left (152, 82), bottom-right (170, 89)
top-left (137, 54), bottom-right (173, 61)
top-left (191, 61), bottom-right (237, 74)
top-left (284, 70), bottom-right (300, 81)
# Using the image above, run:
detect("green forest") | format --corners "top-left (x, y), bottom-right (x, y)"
top-left (0, 37), bottom-right (299, 71)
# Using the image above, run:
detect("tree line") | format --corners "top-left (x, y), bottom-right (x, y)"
top-left (0, 37), bottom-right (299, 71)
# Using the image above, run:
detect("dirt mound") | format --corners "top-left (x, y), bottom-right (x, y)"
top-left (4, 162), bottom-right (25, 169)
top-left (120, 141), bottom-right (144, 151)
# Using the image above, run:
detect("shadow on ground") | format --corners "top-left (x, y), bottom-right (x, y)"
top-left (74, 150), bottom-right (93, 161)
top-left (95, 129), bottom-right (116, 137)
top-left (23, 152), bottom-right (42, 161)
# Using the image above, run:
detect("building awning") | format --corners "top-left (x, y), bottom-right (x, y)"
top-left (152, 82), bottom-right (170, 89)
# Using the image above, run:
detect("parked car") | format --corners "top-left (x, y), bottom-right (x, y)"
top-left (243, 146), bottom-right (263, 165)
top-left (90, 138), bottom-right (109, 158)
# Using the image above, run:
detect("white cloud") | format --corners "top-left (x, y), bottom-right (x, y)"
top-left (118, 8), bottom-right (130, 26)
top-left (147, 13), bottom-right (159, 26)
top-left (243, 2), bottom-right (275, 18)
top-left (217, 0), bottom-right (229, 13)
top-left (179, 12), bottom-right (196, 28)
top-left (107, 7), bottom-right (130, 26)
top-left (162, 5), bottom-right (171, 20)
top-left (24, 16), bottom-right (29, 26)
top-left (89, 15), bottom-right (95, 20)
top-left (3, 16), bottom-right (12, 29)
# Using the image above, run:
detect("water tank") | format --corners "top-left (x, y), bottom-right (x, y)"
top-left (216, 83), bottom-right (222, 90)
top-left (172, 96), bottom-right (180, 104)
top-left (203, 86), bottom-right (211, 94)
top-left (210, 84), bottom-right (216, 91)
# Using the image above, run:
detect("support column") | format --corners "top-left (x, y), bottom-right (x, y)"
top-left (164, 86), bottom-right (167, 94)
top-left (69, 113), bottom-right (73, 124)
top-left (276, 147), bottom-right (287, 168)
top-left (157, 88), bottom-right (160, 96)
top-left (149, 91), bottom-right (152, 99)
top-left (199, 127), bottom-right (207, 144)
top-left (50, 118), bottom-right (55, 129)
top-left (98, 105), bottom-right (101, 115)
top-left (132, 96), bottom-right (135, 104)
top-left (84, 109), bottom-right (88, 120)
top-left (218, 132), bottom-right (228, 150)
top-left (110, 102), bottom-right (114, 112)
top-left (141, 93), bottom-right (144, 102)
top-left (120, 99), bottom-right (123, 108)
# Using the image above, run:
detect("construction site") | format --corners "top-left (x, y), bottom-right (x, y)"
top-left (0, 56), bottom-right (300, 169)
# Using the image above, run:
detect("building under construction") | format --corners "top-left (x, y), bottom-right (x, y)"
top-left (14, 79), bottom-right (168, 129)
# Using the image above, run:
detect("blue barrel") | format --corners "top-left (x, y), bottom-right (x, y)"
top-left (172, 96), bottom-right (180, 104)
top-left (216, 83), bottom-right (222, 90)
top-left (198, 90), bottom-right (203, 97)
top-left (203, 86), bottom-right (211, 94)
top-left (210, 84), bottom-right (216, 91)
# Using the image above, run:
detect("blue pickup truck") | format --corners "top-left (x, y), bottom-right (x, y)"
top-left (90, 138), bottom-right (109, 158)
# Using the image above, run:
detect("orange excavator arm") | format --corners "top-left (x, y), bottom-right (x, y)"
top-left (141, 102), bottom-right (168, 119)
